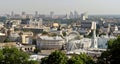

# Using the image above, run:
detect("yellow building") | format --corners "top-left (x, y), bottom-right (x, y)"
top-left (21, 35), bottom-right (32, 44)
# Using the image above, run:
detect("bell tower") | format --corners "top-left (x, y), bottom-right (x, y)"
top-left (91, 22), bottom-right (98, 48)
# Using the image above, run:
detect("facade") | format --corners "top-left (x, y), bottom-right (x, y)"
top-left (50, 11), bottom-right (54, 19)
top-left (19, 32), bottom-right (33, 44)
top-left (98, 36), bottom-right (116, 49)
top-left (9, 32), bottom-right (20, 42)
top-left (91, 22), bottom-right (98, 48)
top-left (0, 42), bottom-right (17, 49)
top-left (0, 22), bottom-right (4, 28)
top-left (29, 19), bottom-right (43, 28)
top-left (0, 33), bottom-right (6, 42)
top-left (37, 36), bottom-right (65, 50)
top-left (20, 45), bottom-right (35, 52)
top-left (74, 11), bottom-right (79, 19)
top-left (67, 38), bottom-right (92, 51)
top-left (81, 12), bottom-right (88, 20)
top-left (79, 21), bottom-right (92, 35)
top-left (69, 12), bottom-right (74, 19)
top-left (21, 35), bottom-right (32, 44)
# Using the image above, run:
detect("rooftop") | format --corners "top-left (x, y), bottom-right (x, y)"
top-left (38, 36), bottom-right (63, 40)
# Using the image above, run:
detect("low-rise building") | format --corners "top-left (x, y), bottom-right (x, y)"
top-left (21, 35), bottom-right (32, 44)
top-left (20, 44), bottom-right (36, 52)
top-left (0, 33), bottom-right (6, 42)
top-left (37, 35), bottom-right (65, 50)
top-left (0, 42), bottom-right (17, 48)
top-left (18, 32), bottom-right (33, 44)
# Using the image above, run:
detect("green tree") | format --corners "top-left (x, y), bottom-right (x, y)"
top-left (97, 36), bottom-right (120, 64)
top-left (51, 33), bottom-right (57, 37)
top-left (62, 32), bottom-right (67, 36)
top-left (2, 47), bottom-right (29, 64)
top-left (41, 50), bottom-right (68, 64)
top-left (68, 54), bottom-right (84, 64)
top-left (42, 31), bottom-right (48, 35)
top-left (25, 60), bottom-right (39, 64)
top-left (41, 57), bottom-right (48, 64)
top-left (0, 47), bottom-right (39, 64)
top-left (34, 48), bottom-right (41, 54)
top-left (32, 39), bottom-right (37, 45)
top-left (4, 37), bottom-right (11, 43)
top-left (107, 39), bottom-right (115, 49)
top-left (41, 51), bottom-right (95, 64)
top-left (68, 53), bottom-right (95, 64)
top-left (0, 50), bottom-right (4, 63)
top-left (99, 33), bottom-right (106, 37)
top-left (97, 51), bottom-right (111, 64)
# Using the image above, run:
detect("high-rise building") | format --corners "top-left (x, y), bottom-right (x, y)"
top-left (11, 11), bottom-right (14, 17)
top-left (50, 11), bottom-right (54, 19)
top-left (74, 11), bottom-right (79, 19)
top-left (22, 11), bottom-right (26, 16)
top-left (21, 11), bottom-right (26, 18)
top-left (65, 14), bottom-right (70, 19)
top-left (35, 11), bottom-right (38, 18)
top-left (81, 12), bottom-right (88, 20)
top-left (69, 12), bottom-right (74, 19)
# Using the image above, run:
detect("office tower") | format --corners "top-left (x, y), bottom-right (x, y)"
top-left (35, 11), bottom-right (38, 18)
top-left (22, 11), bottom-right (26, 16)
top-left (65, 14), bottom-right (70, 19)
top-left (11, 11), bottom-right (14, 17)
top-left (11, 11), bottom-right (14, 16)
top-left (21, 11), bottom-right (26, 18)
top-left (69, 12), bottom-right (74, 19)
top-left (81, 12), bottom-right (88, 20)
top-left (50, 11), bottom-right (54, 19)
top-left (74, 11), bottom-right (79, 19)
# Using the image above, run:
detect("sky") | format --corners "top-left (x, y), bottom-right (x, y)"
top-left (0, 0), bottom-right (120, 15)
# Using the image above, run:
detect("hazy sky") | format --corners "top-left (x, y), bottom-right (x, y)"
top-left (0, 0), bottom-right (120, 15)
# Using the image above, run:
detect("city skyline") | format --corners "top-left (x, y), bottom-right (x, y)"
top-left (0, 0), bottom-right (120, 15)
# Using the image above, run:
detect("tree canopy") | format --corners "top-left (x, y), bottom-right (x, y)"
top-left (97, 36), bottom-right (120, 64)
top-left (41, 50), bottom-right (68, 64)
top-left (41, 50), bottom-right (95, 64)
top-left (68, 53), bottom-right (95, 64)
top-left (0, 47), bottom-right (39, 64)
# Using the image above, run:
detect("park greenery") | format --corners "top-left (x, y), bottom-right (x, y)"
top-left (41, 50), bottom-right (68, 64)
top-left (0, 47), bottom-right (39, 64)
top-left (97, 36), bottom-right (120, 64)
top-left (41, 50), bottom-right (95, 64)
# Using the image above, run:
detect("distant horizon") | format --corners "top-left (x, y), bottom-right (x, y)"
top-left (1, 11), bottom-right (120, 16)
top-left (0, 0), bottom-right (120, 15)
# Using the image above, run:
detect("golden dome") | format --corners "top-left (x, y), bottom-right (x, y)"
top-left (53, 23), bottom-right (59, 27)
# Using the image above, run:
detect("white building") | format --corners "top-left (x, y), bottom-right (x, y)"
top-left (29, 18), bottom-right (43, 28)
top-left (81, 12), bottom-right (88, 20)
top-left (0, 32), bottom-right (6, 42)
top-left (74, 11), bottom-right (79, 19)
top-left (69, 12), bottom-right (74, 19)
top-left (0, 22), bottom-right (4, 28)
top-left (37, 35), bottom-right (65, 50)
top-left (98, 35), bottom-right (116, 49)
top-left (67, 38), bottom-right (92, 51)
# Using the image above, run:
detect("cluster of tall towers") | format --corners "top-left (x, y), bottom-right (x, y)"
top-left (69, 11), bottom-right (79, 19)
